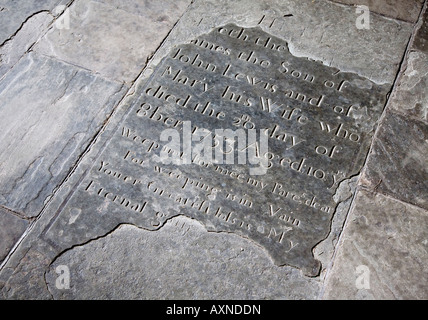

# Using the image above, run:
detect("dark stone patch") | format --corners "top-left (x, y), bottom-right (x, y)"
top-left (361, 111), bottom-right (428, 210)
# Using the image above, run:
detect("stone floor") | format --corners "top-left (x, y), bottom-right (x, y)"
top-left (0, 0), bottom-right (427, 300)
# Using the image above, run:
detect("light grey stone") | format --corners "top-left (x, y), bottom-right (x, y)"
top-left (0, 52), bottom-right (127, 217)
top-left (45, 216), bottom-right (321, 299)
top-left (0, 0), bottom-right (66, 45)
top-left (33, 0), bottom-right (192, 83)
top-left (329, 0), bottom-right (424, 23)
top-left (322, 190), bottom-right (428, 300)
top-left (0, 12), bottom-right (53, 80)
top-left (360, 111), bottom-right (428, 210)
top-left (389, 51), bottom-right (428, 123)
top-left (138, 0), bottom-right (413, 85)
top-left (0, 207), bottom-right (28, 263)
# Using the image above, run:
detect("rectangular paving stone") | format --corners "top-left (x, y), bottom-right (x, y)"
top-left (0, 52), bottom-right (127, 217)
top-left (33, 0), bottom-right (192, 84)
top-left (329, 0), bottom-right (424, 23)
top-left (322, 190), bottom-right (428, 300)
top-left (360, 110), bottom-right (428, 210)
top-left (0, 207), bottom-right (29, 264)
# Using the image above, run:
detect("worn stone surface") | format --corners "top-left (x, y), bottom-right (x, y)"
top-left (0, 12), bottom-right (53, 80)
top-left (34, 24), bottom-right (390, 278)
top-left (414, 5), bottom-right (428, 52)
top-left (45, 216), bottom-right (320, 299)
top-left (34, 0), bottom-right (192, 83)
top-left (329, 0), bottom-right (424, 23)
top-left (0, 0), bottom-right (66, 45)
top-left (389, 51), bottom-right (428, 122)
top-left (360, 111), bottom-right (428, 210)
top-left (0, 52), bottom-right (127, 217)
top-left (0, 207), bottom-right (28, 263)
top-left (0, 0), bottom-right (421, 300)
top-left (323, 190), bottom-right (428, 300)
top-left (139, 0), bottom-right (412, 86)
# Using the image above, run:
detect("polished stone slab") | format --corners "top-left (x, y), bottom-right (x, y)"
top-left (323, 190), bottom-right (428, 300)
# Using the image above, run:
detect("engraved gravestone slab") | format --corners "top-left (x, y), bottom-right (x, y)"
top-left (41, 24), bottom-right (388, 276)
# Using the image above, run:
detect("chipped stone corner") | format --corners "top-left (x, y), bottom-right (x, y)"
top-left (313, 175), bottom-right (359, 280)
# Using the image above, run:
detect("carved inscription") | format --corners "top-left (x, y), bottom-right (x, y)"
top-left (43, 25), bottom-right (388, 276)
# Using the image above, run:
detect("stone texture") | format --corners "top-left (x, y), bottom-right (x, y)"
top-left (45, 216), bottom-right (321, 299)
top-left (36, 24), bottom-right (390, 277)
top-left (0, 207), bottom-right (29, 263)
top-left (0, 0), bottom-right (66, 45)
top-left (329, 0), bottom-right (424, 23)
top-left (360, 111), bottom-right (428, 210)
top-left (0, 12), bottom-right (54, 80)
top-left (413, 5), bottom-right (428, 53)
top-left (33, 0), bottom-right (192, 83)
top-left (0, 0), bottom-right (420, 300)
top-left (323, 190), bottom-right (428, 300)
top-left (389, 51), bottom-right (428, 122)
top-left (140, 0), bottom-right (412, 85)
top-left (0, 52), bottom-right (127, 217)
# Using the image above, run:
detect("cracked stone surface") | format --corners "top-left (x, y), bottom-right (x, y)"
top-left (389, 51), bottom-right (428, 122)
top-left (0, 207), bottom-right (29, 264)
top-left (0, 0), bottom-right (427, 301)
top-left (322, 190), bottom-right (428, 300)
top-left (330, 0), bottom-right (425, 23)
top-left (360, 110), bottom-right (428, 210)
top-left (33, 0), bottom-right (192, 83)
top-left (45, 216), bottom-right (321, 299)
top-left (0, 52), bottom-right (127, 217)
top-left (0, 0), bottom-right (66, 45)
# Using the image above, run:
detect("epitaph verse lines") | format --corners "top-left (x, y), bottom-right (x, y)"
top-left (43, 24), bottom-right (388, 277)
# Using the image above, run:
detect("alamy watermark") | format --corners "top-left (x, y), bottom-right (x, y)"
top-left (55, 265), bottom-right (70, 290)
top-left (356, 5), bottom-right (370, 30)
top-left (355, 265), bottom-right (370, 290)
top-left (157, 121), bottom-right (269, 175)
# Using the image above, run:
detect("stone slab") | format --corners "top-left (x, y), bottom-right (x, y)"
top-left (139, 0), bottom-right (412, 86)
top-left (0, 0), bottom-right (66, 45)
top-left (45, 216), bottom-right (320, 299)
top-left (0, 12), bottom-right (53, 80)
top-left (322, 190), bottom-right (428, 300)
top-left (389, 51), bottom-right (428, 123)
top-left (0, 207), bottom-right (29, 263)
top-left (0, 0), bottom-right (415, 299)
top-left (0, 52), bottom-right (127, 217)
top-left (33, 24), bottom-right (390, 278)
top-left (33, 0), bottom-right (192, 83)
top-left (360, 111), bottom-right (428, 210)
top-left (329, 0), bottom-right (424, 23)
top-left (413, 5), bottom-right (428, 53)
